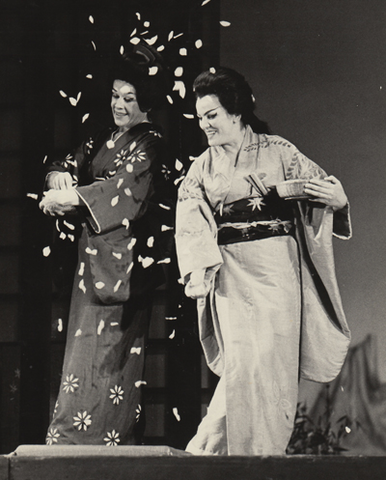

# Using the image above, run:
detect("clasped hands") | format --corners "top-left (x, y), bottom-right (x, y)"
top-left (304, 175), bottom-right (348, 211)
top-left (39, 172), bottom-right (80, 216)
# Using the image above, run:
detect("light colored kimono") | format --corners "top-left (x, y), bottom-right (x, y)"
top-left (175, 126), bottom-right (351, 455)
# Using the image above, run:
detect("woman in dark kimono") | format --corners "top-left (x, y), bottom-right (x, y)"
top-left (39, 45), bottom-right (173, 445)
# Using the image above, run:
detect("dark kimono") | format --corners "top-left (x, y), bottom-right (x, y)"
top-left (45, 123), bottom-right (173, 446)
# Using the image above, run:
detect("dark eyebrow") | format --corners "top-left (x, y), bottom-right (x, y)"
top-left (111, 88), bottom-right (136, 96)
top-left (197, 106), bottom-right (220, 118)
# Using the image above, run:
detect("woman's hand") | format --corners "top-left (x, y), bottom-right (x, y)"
top-left (39, 189), bottom-right (80, 216)
top-left (304, 175), bottom-right (348, 211)
top-left (46, 171), bottom-right (74, 190)
top-left (185, 269), bottom-right (211, 299)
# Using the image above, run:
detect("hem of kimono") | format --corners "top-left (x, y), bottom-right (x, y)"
top-left (75, 189), bottom-right (101, 234)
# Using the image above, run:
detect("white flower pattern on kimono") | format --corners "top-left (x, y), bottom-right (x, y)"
top-left (110, 385), bottom-right (124, 405)
top-left (104, 429), bottom-right (120, 446)
top-left (248, 197), bottom-right (265, 211)
top-left (73, 411), bottom-right (92, 431)
top-left (63, 374), bottom-right (79, 393)
top-left (46, 427), bottom-right (60, 445)
top-left (128, 150), bottom-right (146, 163)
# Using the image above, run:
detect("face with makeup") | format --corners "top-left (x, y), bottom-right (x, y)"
top-left (111, 79), bottom-right (149, 132)
top-left (196, 94), bottom-right (242, 148)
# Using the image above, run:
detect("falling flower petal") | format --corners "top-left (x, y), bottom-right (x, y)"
top-left (75, 329), bottom-right (82, 336)
top-left (82, 113), bottom-right (90, 123)
top-left (89, 15), bottom-right (94, 24)
top-left (179, 48), bottom-right (187, 56)
top-left (130, 28), bottom-right (137, 37)
top-left (166, 95), bottom-right (173, 104)
top-left (112, 252), bottom-right (122, 260)
top-left (78, 262), bottom-right (85, 276)
top-left (68, 234), bottom-right (75, 242)
top-left (91, 40), bottom-right (97, 50)
top-left (174, 176), bottom-right (185, 186)
top-left (79, 279), bottom-right (86, 293)
top-left (195, 39), bottom-right (203, 49)
top-left (157, 258), bottom-right (171, 264)
top-left (183, 113), bottom-right (194, 119)
top-left (59, 90), bottom-right (67, 98)
top-left (58, 318), bottom-right (63, 332)
top-left (173, 80), bottom-right (186, 98)
top-left (43, 246), bottom-right (51, 257)
top-left (27, 193), bottom-right (38, 200)
top-left (158, 203), bottom-right (171, 210)
top-left (210, 67), bottom-right (216, 74)
top-left (127, 238), bottom-right (137, 250)
top-left (220, 20), bottom-right (231, 27)
top-left (202, 0), bottom-right (211, 4)
top-left (113, 280), bottom-right (122, 292)
top-left (135, 380), bottom-right (147, 388)
top-left (174, 33), bottom-right (183, 39)
top-left (189, 156), bottom-right (196, 161)
top-left (345, 426), bottom-right (351, 434)
top-left (85, 247), bottom-right (98, 255)
top-left (173, 407), bottom-right (181, 421)
top-left (127, 262), bottom-right (134, 274)
top-left (168, 30), bottom-right (174, 41)
top-left (145, 35), bottom-right (158, 46)
top-left (136, 12), bottom-right (141, 20)
top-left (130, 37), bottom-right (140, 45)
top-left (69, 97), bottom-right (77, 107)
top-left (124, 188), bottom-right (132, 197)
top-left (95, 281), bottom-right (105, 289)
top-left (144, 21), bottom-right (150, 27)
top-left (117, 178), bottom-right (124, 188)
top-left (43, 155), bottom-right (48, 163)
top-left (130, 347), bottom-right (142, 355)
top-left (161, 225), bottom-right (173, 232)
top-left (147, 236), bottom-right (154, 248)
top-left (122, 218), bottom-right (130, 229)
top-left (141, 257), bottom-right (154, 268)
top-left (119, 45), bottom-right (124, 55)
top-left (157, 45), bottom-right (165, 52)
top-left (111, 322), bottom-right (119, 326)
top-left (149, 66), bottom-right (158, 76)
top-left (174, 66), bottom-right (183, 77)
top-left (169, 329), bottom-right (176, 339)
top-left (76, 92), bottom-right (82, 103)
top-left (175, 159), bottom-right (183, 171)
top-left (59, 232), bottom-right (66, 240)
top-left (63, 220), bottom-right (75, 230)
top-left (111, 195), bottom-right (119, 206)
top-left (140, 30), bottom-right (149, 36)
top-left (97, 319), bottom-right (105, 335)
top-left (126, 164), bottom-right (134, 173)
top-left (166, 316), bottom-right (178, 320)
top-left (86, 74), bottom-right (93, 79)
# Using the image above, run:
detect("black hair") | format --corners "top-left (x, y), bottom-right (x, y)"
top-left (193, 67), bottom-right (270, 134)
top-left (108, 42), bottom-right (169, 113)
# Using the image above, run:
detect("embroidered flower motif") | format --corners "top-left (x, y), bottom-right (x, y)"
top-left (136, 404), bottom-right (142, 422)
top-left (268, 222), bottom-right (282, 233)
top-left (104, 429), bottom-right (120, 446)
top-left (128, 150), bottom-right (146, 163)
top-left (46, 427), bottom-right (60, 445)
top-left (114, 149), bottom-right (128, 164)
top-left (109, 385), bottom-right (124, 405)
top-left (63, 374), bottom-right (79, 393)
top-left (85, 138), bottom-right (94, 154)
top-left (149, 129), bottom-right (162, 138)
top-left (161, 164), bottom-right (171, 180)
top-left (73, 411), bottom-right (92, 431)
top-left (248, 197), bottom-right (265, 211)
top-left (222, 204), bottom-right (234, 216)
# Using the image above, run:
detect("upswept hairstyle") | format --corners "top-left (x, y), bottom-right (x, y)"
top-left (193, 67), bottom-right (270, 134)
top-left (109, 42), bottom-right (169, 113)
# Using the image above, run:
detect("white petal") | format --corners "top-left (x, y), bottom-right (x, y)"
top-left (136, 12), bottom-right (141, 20)
top-left (126, 262), bottom-right (134, 274)
top-left (113, 280), bottom-right (122, 292)
top-left (158, 203), bottom-right (171, 210)
top-left (174, 33), bottom-right (183, 39)
top-left (127, 238), bottom-right (137, 250)
top-left (124, 188), bottom-right (132, 197)
top-left (58, 318), bottom-right (63, 332)
top-left (144, 21), bottom-right (150, 27)
top-left (209, 67), bottom-right (216, 74)
top-left (86, 74), bottom-right (93, 79)
top-left (95, 281), bottom-right (105, 289)
top-left (157, 258), bottom-right (171, 264)
top-left (126, 163), bottom-right (134, 173)
top-left (161, 225), bottom-right (173, 232)
top-left (122, 218), bottom-right (130, 229)
top-left (43, 155), bottom-right (48, 164)
top-left (97, 320), bottom-right (105, 335)
top-left (174, 176), bottom-right (185, 185)
top-left (117, 178), bottom-right (124, 188)
top-left (119, 45), bottom-right (124, 55)
top-left (78, 262), bottom-right (85, 276)
top-left (130, 347), bottom-right (142, 355)
top-left (27, 193), bottom-right (38, 200)
top-left (135, 380), bottom-right (147, 388)
top-left (82, 113), bottom-right (90, 123)
top-left (172, 407), bottom-right (181, 422)
top-left (69, 97), bottom-right (77, 107)
top-left (168, 30), bottom-right (174, 41)
top-left (183, 113), bottom-right (194, 119)
top-left (89, 15), bottom-right (94, 24)
top-left (85, 247), bottom-right (98, 255)
top-left (174, 67), bottom-right (183, 77)
top-left (141, 257), bottom-right (154, 268)
top-left (220, 20), bottom-right (231, 27)
top-left (68, 234), bottom-right (75, 242)
top-left (148, 66), bottom-right (158, 76)
top-left (166, 95), bottom-right (173, 104)
top-left (179, 48), bottom-right (187, 56)
top-left (112, 252), bottom-right (122, 259)
top-left (63, 220), bottom-right (75, 230)
top-left (175, 159), bottom-right (183, 171)
top-left (130, 37), bottom-right (140, 45)
top-left (169, 329), bottom-right (176, 339)
top-left (75, 329), bottom-right (82, 336)
top-left (157, 45), bottom-right (165, 52)
top-left (147, 236), bottom-right (154, 248)
top-left (91, 40), bottom-right (97, 50)
top-left (59, 232), bottom-right (66, 240)
top-left (43, 246), bottom-right (51, 257)
top-left (146, 35), bottom-right (158, 46)
top-left (201, 0), bottom-right (211, 5)
top-left (130, 28), bottom-right (137, 37)
top-left (76, 92), bottom-right (82, 102)
top-left (195, 39), bottom-right (203, 49)
top-left (111, 195), bottom-right (119, 206)
top-left (111, 322), bottom-right (119, 326)
top-left (59, 90), bottom-right (67, 98)
top-left (173, 80), bottom-right (186, 98)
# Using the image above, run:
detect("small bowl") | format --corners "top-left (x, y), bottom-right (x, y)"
top-left (276, 179), bottom-right (310, 200)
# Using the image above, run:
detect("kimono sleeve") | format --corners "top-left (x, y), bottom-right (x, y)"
top-left (175, 158), bottom-right (223, 281)
top-left (281, 139), bottom-right (352, 239)
top-left (75, 136), bottom-right (158, 234)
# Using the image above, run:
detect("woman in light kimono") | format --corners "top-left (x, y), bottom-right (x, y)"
top-left (39, 45), bottom-right (173, 445)
top-left (175, 67), bottom-right (351, 456)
